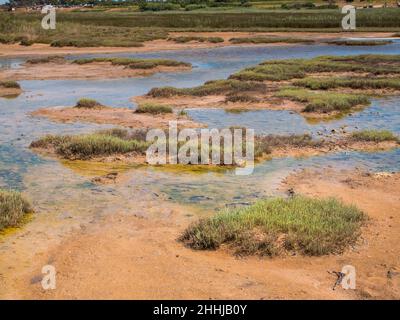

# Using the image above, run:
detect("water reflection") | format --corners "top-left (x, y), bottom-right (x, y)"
top-left (0, 43), bottom-right (399, 216)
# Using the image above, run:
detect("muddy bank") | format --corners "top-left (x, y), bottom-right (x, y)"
top-left (134, 94), bottom-right (324, 118)
top-left (0, 60), bottom-right (192, 81)
top-left (135, 54), bottom-right (400, 119)
top-left (30, 106), bottom-right (201, 129)
top-left (29, 121), bottom-right (399, 168)
top-left (268, 139), bottom-right (399, 159)
top-left (280, 169), bottom-right (400, 299)
top-left (0, 87), bottom-right (22, 98)
top-left (0, 32), bottom-right (395, 58)
top-left (2, 168), bottom-right (398, 299)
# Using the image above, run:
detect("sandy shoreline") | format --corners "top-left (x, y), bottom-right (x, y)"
top-left (0, 87), bottom-right (22, 97)
top-left (30, 106), bottom-right (201, 129)
top-left (0, 61), bottom-right (192, 81)
top-left (1, 168), bottom-right (398, 299)
top-left (0, 32), bottom-right (396, 58)
top-left (28, 105), bottom-right (400, 166)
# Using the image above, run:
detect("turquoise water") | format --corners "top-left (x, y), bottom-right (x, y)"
top-left (1, 42), bottom-right (400, 211)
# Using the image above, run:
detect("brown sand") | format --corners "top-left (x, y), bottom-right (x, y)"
top-left (30, 106), bottom-right (202, 129)
top-left (134, 94), bottom-right (305, 112)
top-left (0, 61), bottom-right (192, 81)
top-left (1, 168), bottom-right (398, 299)
top-left (0, 87), bottom-right (22, 97)
top-left (134, 94), bottom-right (370, 120)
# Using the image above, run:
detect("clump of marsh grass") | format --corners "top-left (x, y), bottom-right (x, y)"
top-left (73, 57), bottom-right (191, 69)
top-left (293, 77), bottom-right (400, 90)
top-left (230, 63), bottom-right (306, 81)
top-left (275, 88), bottom-right (370, 113)
top-left (178, 110), bottom-right (188, 116)
top-left (230, 54), bottom-right (400, 83)
top-left (254, 133), bottom-right (322, 157)
top-left (0, 189), bottom-right (33, 231)
top-left (326, 40), bottom-right (393, 46)
top-left (225, 93), bottom-right (260, 103)
top-left (147, 79), bottom-right (265, 97)
top-left (0, 81), bottom-right (20, 89)
top-left (74, 98), bottom-right (105, 109)
top-left (179, 196), bottom-right (366, 256)
top-left (350, 130), bottom-right (399, 143)
top-left (168, 36), bottom-right (223, 43)
top-left (50, 39), bottom-right (143, 48)
top-left (229, 36), bottom-right (314, 44)
top-left (135, 103), bottom-right (173, 114)
top-left (30, 129), bottom-right (149, 160)
top-left (26, 56), bottom-right (66, 64)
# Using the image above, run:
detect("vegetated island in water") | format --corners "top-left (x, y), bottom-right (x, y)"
top-left (0, 57), bottom-right (192, 81)
top-left (0, 81), bottom-right (22, 98)
top-left (135, 54), bottom-right (400, 120)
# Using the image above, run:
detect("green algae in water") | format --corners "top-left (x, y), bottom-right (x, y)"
top-left (0, 212), bottom-right (34, 239)
top-left (60, 160), bottom-right (142, 177)
top-left (149, 164), bottom-right (235, 175)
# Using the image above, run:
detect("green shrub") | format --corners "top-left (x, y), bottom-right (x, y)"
top-left (281, 2), bottom-right (316, 10)
top-left (351, 130), bottom-right (399, 142)
top-left (276, 88), bottom-right (370, 113)
top-left (0, 81), bottom-right (20, 89)
top-left (169, 36), bottom-right (224, 43)
top-left (180, 196), bottom-right (365, 256)
top-left (185, 4), bottom-right (207, 11)
top-left (229, 37), bottom-right (314, 44)
top-left (230, 63), bottom-right (306, 81)
top-left (293, 77), bottom-right (400, 90)
top-left (19, 37), bottom-right (34, 46)
top-left (148, 80), bottom-right (265, 97)
top-left (50, 38), bottom-right (144, 48)
top-left (225, 93), bottom-right (260, 103)
top-left (139, 2), bottom-right (181, 12)
top-left (73, 57), bottom-right (191, 69)
top-left (254, 133), bottom-right (321, 157)
top-left (74, 98), bottom-right (104, 109)
top-left (0, 189), bottom-right (32, 231)
top-left (31, 130), bottom-right (149, 160)
top-left (26, 56), bottom-right (65, 64)
top-left (326, 40), bottom-right (393, 46)
top-left (135, 103), bottom-right (173, 114)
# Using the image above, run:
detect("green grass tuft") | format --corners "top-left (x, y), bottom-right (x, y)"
top-left (0, 189), bottom-right (33, 231)
top-left (168, 36), bottom-right (224, 43)
top-left (26, 56), bottom-right (65, 64)
top-left (30, 129), bottom-right (149, 160)
top-left (293, 77), bottom-right (400, 90)
top-left (180, 196), bottom-right (366, 256)
top-left (135, 103), bottom-right (173, 114)
top-left (326, 40), bottom-right (393, 46)
top-left (225, 93), bottom-right (260, 103)
top-left (254, 133), bottom-right (321, 157)
top-left (229, 36), bottom-right (314, 44)
top-left (74, 98), bottom-right (105, 109)
top-left (148, 79), bottom-right (265, 97)
top-left (73, 57), bottom-right (191, 69)
top-left (351, 130), bottom-right (399, 143)
top-left (275, 88), bottom-right (370, 113)
top-left (0, 81), bottom-right (20, 89)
